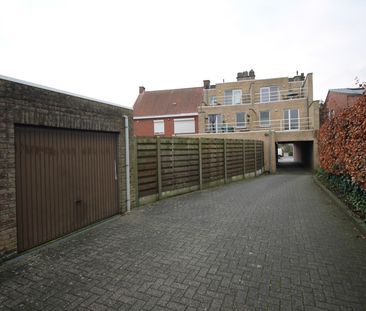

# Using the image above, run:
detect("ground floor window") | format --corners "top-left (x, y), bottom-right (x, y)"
top-left (174, 118), bottom-right (195, 134)
top-left (153, 120), bottom-right (165, 135)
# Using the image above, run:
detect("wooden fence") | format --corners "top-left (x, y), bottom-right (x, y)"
top-left (135, 137), bottom-right (264, 205)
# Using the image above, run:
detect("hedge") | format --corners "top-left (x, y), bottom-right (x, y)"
top-left (318, 95), bottom-right (366, 190)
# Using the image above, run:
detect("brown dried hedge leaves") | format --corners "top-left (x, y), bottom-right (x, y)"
top-left (318, 95), bottom-right (366, 190)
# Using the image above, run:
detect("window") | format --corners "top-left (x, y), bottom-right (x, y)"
top-left (153, 120), bottom-right (164, 135)
top-left (208, 114), bottom-right (223, 133)
top-left (233, 90), bottom-right (242, 104)
top-left (236, 112), bottom-right (246, 128)
top-left (260, 111), bottom-right (270, 127)
top-left (210, 96), bottom-right (217, 106)
top-left (224, 89), bottom-right (242, 105)
top-left (283, 109), bottom-right (299, 130)
top-left (260, 86), bottom-right (280, 103)
top-left (174, 118), bottom-right (195, 134)
top-left (328, 110), bottom-right (335, 119)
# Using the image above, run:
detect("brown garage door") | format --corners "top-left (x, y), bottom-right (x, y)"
top-left (15, 125), bottom-right (119, 252)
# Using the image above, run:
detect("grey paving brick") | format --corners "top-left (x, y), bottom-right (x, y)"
top-left (0, 171), bottom-right (366, 310)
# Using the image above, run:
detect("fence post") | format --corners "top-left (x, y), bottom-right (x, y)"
top-left (199, 137), bottom-right (203, 190)
top-left (134, 139), bottom-right (139, 207)
top-left (262, 141), bottom-right (264, 171)
top-left (224, 139), bottom-right (227, 183)
top-left (157, 136), bottom-right (162, 199)
top-left (242, 139), bottom-right (246, 178)
top-left (254, 140), bottom-right (257, 176)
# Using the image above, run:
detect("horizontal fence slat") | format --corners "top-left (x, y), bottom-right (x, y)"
top-left (136, 137), bottom-right (264, 203)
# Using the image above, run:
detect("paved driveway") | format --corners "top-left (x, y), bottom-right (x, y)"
top-left (1, 172), bottom-right (366, 311)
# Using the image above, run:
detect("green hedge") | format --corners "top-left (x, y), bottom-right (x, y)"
top-left (316, 169), bottom-right (366, 217)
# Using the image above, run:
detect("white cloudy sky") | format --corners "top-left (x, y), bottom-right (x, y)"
top-left (1, 0), bottom-right (365, 108)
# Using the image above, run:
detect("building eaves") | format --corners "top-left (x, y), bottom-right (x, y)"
top-left (329, 88), bottom-right (365, 96)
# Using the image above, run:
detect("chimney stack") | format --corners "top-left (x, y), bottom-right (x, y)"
top-left (139, 86), bottom-right (145, 94)
top-left (237, 69), bottom-right (255, 81)
top-left (203, 80), bottom-right (210, 89)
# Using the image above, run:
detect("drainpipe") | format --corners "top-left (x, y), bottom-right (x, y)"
top-left (123, 115), bottom-right (131, 213)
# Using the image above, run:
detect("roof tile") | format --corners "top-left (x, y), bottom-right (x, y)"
top-left (133, 87), bottom-right (203, 117)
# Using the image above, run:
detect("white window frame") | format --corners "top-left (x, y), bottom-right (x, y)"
top-left (283, 109), bottom-right (299, 130)
top-left (210, 96), bottom-right (217, 106)
top-left (153, 119), bottom-right (165, 135)
top-left (236, 112), bottom-right (246, 128)
top-left (232, 89), bottom-right (242, 104)
top-left (259, 111), bottom-right (270, 128)
top-left (260, 86), bottom-right (280, 103)
top-left (173, 118), bottom-right (195, 134)
top-left (260, 87), bottom-right (270, 103)
top-left (224, 89), bottom-right (242, 105)
top-left (208, 114), bottom-right (223, 133)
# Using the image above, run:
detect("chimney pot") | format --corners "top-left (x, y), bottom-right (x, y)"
top-left (139, 86), bottom-right (145, 94)
top-left (203, 80), bottom-right (210, 89)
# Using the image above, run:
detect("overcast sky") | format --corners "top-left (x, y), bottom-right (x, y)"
top-left (1, 0), bottom-right (365, 108)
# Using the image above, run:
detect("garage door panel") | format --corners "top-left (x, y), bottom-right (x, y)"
top-left (15, 126), bottom-right (119, 252)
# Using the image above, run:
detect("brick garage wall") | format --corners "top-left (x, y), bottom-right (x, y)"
top-left (0, 77), bottom-right (136, 258)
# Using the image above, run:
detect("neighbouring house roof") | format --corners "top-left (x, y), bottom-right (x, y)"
top-left (133, 87), bottom-right (203, 118)
top-left (328, 88), bottom-right (366, 96)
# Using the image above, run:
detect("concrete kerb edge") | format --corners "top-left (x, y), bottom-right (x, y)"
top-left (313, 175), bottom-right (366, 235)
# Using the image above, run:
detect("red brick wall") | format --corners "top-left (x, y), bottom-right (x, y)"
top-left (134, 119), bottom-right (154, 136)
top-left (134, 116), bottom-right (198, 137)
top-left (325, 93), bottom-right (361, 117)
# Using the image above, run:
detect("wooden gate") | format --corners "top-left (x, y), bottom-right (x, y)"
top-left (15, 126), bottom-right (119, 252)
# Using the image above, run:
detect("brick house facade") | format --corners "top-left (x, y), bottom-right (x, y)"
top-left (194, 71), bottom-right (320, 173)
top-left (133, 86), bottom-right (202, 137)
top-left (199, 71), bottom-right (315, 133)
top-left (322, 88), bottom-right (366, 123)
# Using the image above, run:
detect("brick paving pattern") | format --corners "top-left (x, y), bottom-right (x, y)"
top-left (1, 172), bottom-right (366, 310)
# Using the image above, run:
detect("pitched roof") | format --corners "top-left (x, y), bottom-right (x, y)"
top-left (133, 87), bottom-right (203, 118)
top-left (329, 88), bottom-right (365, 96)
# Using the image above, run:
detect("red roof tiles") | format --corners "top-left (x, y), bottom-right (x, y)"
top-left (133, 87), bottom-right (203, 117)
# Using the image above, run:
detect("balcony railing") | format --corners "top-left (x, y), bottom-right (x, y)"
top-left (201, 87), bottom-right (308, 107)
top-left (204, 117), bottom-right (313, 133)
top-left (204, 94), bottom-right (252, 106)
top-left (254, 87), bottom-right (307, 104)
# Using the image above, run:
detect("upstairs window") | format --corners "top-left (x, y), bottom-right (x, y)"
top-left (224, 89), bottom-right (242, 105)
top-left (210, 96), bottom-right (217, 106)
top-left (260, 86), bottom-right (279, 103)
